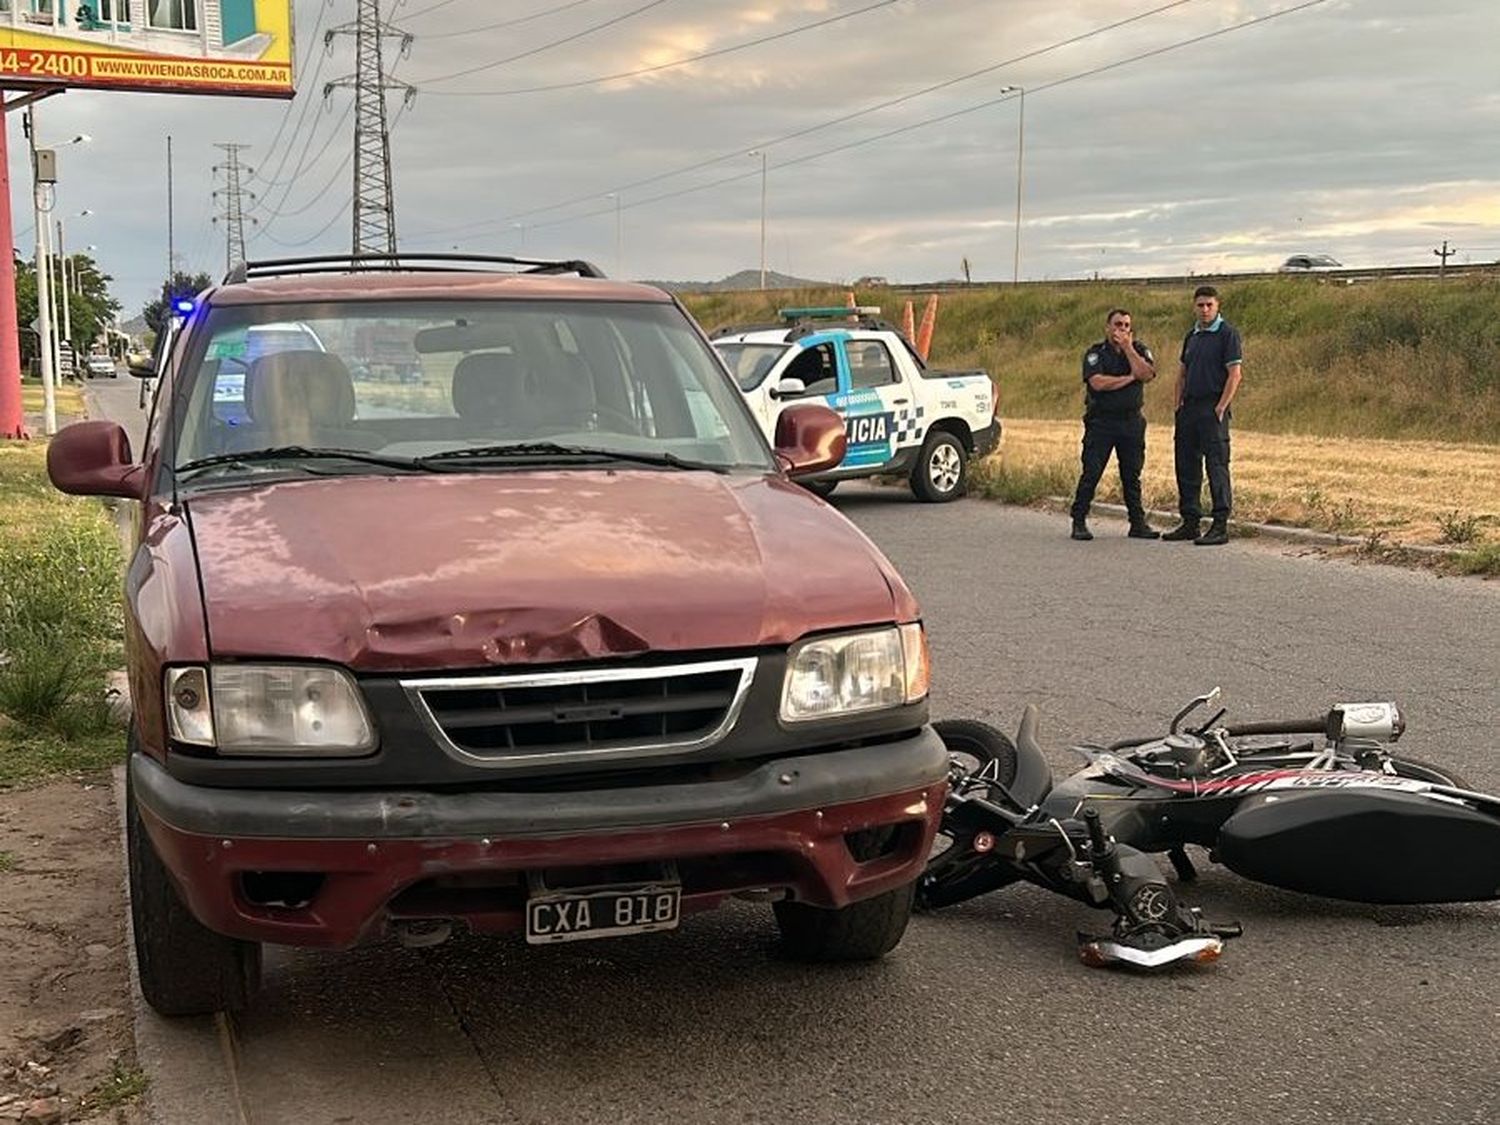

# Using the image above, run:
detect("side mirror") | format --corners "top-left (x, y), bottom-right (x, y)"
top-left (46, 421), bottom-right (144, 499)
top-left (769, 377), bottom-right (806, 401)
top-left (774, 404), bottom-right (846, 477)
top-left (128, 361), bottom-right (156, 379)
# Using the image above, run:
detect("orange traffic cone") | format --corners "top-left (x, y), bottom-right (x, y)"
top-left (902, 300), bottom-right (915, 343)
top-left (916, 294), bottom-right (939, 360)
top-left (846, 291), bottom-right (858, 324)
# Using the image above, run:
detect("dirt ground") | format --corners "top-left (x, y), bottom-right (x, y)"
top-left (0, 778), bottom-right (143, 1124)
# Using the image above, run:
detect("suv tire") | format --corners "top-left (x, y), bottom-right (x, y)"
top-left (802, 479), bottom-right (839, 499)
top-left (910, 430), bottom-right (967, 503)
top-left (773, 879), bottom-right (916, 962)
top-left (126, 741), bottom-right (262, 1017)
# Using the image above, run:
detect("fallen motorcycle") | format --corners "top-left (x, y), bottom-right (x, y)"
top-left (920, 689), bottom-right (1500, 968)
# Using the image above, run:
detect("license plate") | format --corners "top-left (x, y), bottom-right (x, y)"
top-left (525, 884), bottom-right (681, 945)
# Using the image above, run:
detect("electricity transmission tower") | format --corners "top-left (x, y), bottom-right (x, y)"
top-left (212, 143), bottom-right (257, 272)
top-left (325, 0), bottom-right (416, 260)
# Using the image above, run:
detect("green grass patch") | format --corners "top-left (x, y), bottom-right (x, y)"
top-left (0, 850), bottom-right (14, 872)
top-left (1451, 543), bottom-right (1500, 577)
top-left (78, 1060), bottom-right (149, 1113)
top-left (19, 380), bottom-right (85, 417)
top-left (0, 442), bottom-right (126, 786)
top-left (968, 453), bottom-right (1073, 505)
top-left (682, 276), bottom-right (1500, 445)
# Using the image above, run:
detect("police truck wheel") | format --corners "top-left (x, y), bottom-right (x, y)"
top-left (774, 880), bottom-right (917, 962)
top-left (910, 431), bottom-right (967, 503)
top-left (802, 480), bottom-right (839, 499)
top-left (127, 745), bottom-right (261, 1017)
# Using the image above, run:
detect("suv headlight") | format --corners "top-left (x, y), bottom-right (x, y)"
top-left (780, 624), bottom-right (930, 723)
top-left (166, 664), bottom-right (376, 756)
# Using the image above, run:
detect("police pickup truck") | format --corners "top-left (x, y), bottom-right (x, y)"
top-left (712, 307), bottom-right (999, 502)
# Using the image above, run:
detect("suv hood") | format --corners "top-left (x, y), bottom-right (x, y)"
top-left (185, 472), bottom-right (908, 670)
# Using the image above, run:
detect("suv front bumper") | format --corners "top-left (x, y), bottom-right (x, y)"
top-left (131, 729), bottom-right (949, 948)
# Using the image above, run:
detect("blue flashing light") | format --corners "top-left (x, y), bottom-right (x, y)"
top-left (173, 298), bottom-right (195, 314)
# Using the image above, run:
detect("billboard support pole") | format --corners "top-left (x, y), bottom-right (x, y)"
top-left (0, 87), bottom-right (63, 441)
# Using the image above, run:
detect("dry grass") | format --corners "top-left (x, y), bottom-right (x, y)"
top-left (19, 382), bottom-right (85, 417)
top-left (995, 418), bottom-right (1500, 546)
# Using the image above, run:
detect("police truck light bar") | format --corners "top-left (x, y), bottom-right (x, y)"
top-left (779, 306), bottom-right (883, 321)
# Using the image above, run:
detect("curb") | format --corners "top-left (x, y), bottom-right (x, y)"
top-left (112, 766), bottom-right (253, 1125)
top-left (1066, 499), bottom-right (1465, 558)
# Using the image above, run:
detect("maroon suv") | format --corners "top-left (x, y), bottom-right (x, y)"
top-left (49, 255), bottom-right (948, 1016)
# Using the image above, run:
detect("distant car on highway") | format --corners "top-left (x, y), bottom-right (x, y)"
top-left (1279, 254), bottom-right (1343, 272)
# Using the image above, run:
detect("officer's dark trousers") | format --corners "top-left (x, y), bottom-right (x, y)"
top-left (1071, 412), bottom-right (1147, 521)
top-left (1174, 399), bottom-right (1232, 521)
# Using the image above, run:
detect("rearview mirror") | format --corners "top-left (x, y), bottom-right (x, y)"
top-left (46, 420), bottom-right (144, 499)
top-left (774, 404), bottom-right (845, 477)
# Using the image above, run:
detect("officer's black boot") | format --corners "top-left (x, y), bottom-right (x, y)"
top-left (1162, 519), bottom-right (1200, 541)
top-left (1071, 518), bottom-right (1094, 541)
top-left (1194, 518), bottom-right (1229, 546)
top-left (1127, 517), bottom-right (1160, 540)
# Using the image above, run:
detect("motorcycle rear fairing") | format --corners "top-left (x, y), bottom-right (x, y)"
top-left (1218, 787), bottom-right (1500, 904)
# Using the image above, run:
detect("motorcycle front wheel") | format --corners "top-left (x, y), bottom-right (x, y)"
top-left (918, 719), bottom-right (1021, 911)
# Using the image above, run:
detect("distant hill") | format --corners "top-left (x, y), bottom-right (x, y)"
top-left (646, 269), bottom-right (828, 293)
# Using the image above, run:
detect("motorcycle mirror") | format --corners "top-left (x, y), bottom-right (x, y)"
top-left (1170, 686), bottom-right (1222, 734)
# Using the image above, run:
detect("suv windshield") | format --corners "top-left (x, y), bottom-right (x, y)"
top-left (170, 299), bottom-right (774, 478)
top-left (714, 342), bottom-right (788, 390)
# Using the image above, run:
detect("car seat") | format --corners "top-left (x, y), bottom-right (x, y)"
top-left (242, 350), bottom-right (377, 450)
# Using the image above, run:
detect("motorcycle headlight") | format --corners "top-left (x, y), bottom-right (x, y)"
top-left (165, 664), bottom-right (376, 756)
top-left (780, 624), bottom-right (930, 723)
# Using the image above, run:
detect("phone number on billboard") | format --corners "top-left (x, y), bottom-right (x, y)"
top-left (1, 50), bottom-right (90, 79)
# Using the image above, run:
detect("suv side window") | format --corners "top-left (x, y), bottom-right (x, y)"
top-left (782, 342), bottom-right (838, 396)
top-left (848, 341), bottom-right (897, 389)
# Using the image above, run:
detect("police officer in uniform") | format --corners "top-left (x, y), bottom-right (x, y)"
top-left (1070, 308), bottom-right (1159, 540)
top-left (1163, 286), bottom-right (1244, 546)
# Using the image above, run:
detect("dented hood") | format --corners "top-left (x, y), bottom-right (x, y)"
top-left (184, 471), bottom-right (912, 671)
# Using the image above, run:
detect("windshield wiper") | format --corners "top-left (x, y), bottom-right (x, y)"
top-left (418, 443), bottom-right (729, 473)
top-left (176, 446), bottom-right (428, 478)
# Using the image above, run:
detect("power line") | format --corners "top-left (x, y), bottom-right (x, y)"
top-left (414, 0), bottom-right (607, 37)
top-left (410, 0), bottom-right (1201, 240)
top-left (422, 0), bottom-right (918, 93)
top-left (519, 0), bottom-right (1333, 235)
top-left (251, 0), bottom-right (332, 180)
top-left (420, 0), bottom-right (673, 85)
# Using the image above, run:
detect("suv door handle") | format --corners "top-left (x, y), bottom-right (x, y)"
top-left (892, 397), bottom-right (910, 405)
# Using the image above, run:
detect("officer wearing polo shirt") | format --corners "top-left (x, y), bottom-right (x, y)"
top-left (1164, 285), bottom-right (1244, 546)
top-left (1069, 308), bottom-right (1159, 540)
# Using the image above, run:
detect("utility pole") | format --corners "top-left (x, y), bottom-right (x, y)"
top-left (1433, 239), bottom-right (1457, 279)
top-left (212, 143), bottom-right (256, 273)
top-left (167, 134), bottom-right (175, 279)
top-left (326, 0), bottom-right (416, 261)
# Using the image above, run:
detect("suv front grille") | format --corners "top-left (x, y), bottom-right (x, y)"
top-left (401, 657), bottom-right (757, 768)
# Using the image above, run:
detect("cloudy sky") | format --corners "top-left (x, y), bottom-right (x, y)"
top-left (9, 0), bottom-right (1499, 314)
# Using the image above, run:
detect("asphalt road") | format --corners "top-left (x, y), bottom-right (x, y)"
top-left (85, 380), bottom-right (1500, 1124)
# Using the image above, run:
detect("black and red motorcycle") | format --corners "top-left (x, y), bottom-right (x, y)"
top-left (921, 689), bottom-right (1500, 967)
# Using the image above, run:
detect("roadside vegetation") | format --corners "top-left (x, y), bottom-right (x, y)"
top-left (0, 442), bottom-right (125, 786)
top-left (685, 277), bottom-right (1499, 568)
top-left (684, 275), bottom-right (1500, 444)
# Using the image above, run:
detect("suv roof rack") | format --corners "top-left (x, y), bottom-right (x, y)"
top-left (223, 253), bottom-right (607, 286)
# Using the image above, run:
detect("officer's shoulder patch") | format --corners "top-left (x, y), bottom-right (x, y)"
top-left (1086, 351), bottom-right (1100, 366)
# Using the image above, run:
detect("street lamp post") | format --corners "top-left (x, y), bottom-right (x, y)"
top-left (57, 210), bottom-right (93, 359)
top-left (748, 150), bottom-right (767, 290)
top-left (1000, 85), bottom-right (1026, 284)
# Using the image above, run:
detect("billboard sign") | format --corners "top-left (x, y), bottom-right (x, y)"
top-left (0, 1), bottom-right (293, 98)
